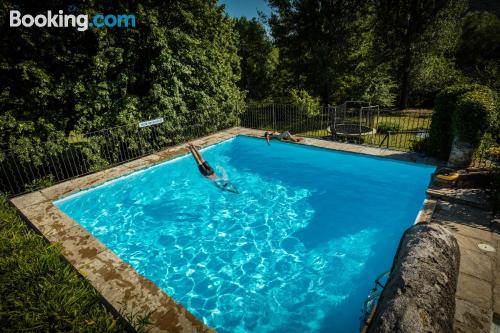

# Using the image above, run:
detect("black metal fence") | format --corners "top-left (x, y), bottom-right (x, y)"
top-left (240, 103), bottom-right (497, 169)
top-left (1, 103), bottom-right (497, 197)
top-left (240, 103), bottom-right (433, 151)
top-left (470, 131), bottom-right (500, 169)
top-left (0, 114), bottom-right (236, 197)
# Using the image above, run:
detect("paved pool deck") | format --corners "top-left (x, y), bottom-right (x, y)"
top-left (8, 127), bottom-right (457, 332)
top-left (425, 185), bottom-right (499, 333)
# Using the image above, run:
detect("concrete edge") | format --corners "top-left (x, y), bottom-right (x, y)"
top-left (414, 198), bottom-right (438, 225)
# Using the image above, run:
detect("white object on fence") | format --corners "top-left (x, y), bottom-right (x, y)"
top-left (139, 117), bottom-right (164, 128)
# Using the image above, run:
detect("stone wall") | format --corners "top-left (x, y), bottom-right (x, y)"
top-left (368, 223), bottom-right (460, 333)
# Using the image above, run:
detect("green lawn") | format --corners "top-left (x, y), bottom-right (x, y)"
top-left (296, 113), bottom-right (432, 151)
top-left (0, 196), bottom-right (147, 332)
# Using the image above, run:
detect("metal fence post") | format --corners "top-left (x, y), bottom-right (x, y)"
top-left (272, 103), bottom-right (276, 131)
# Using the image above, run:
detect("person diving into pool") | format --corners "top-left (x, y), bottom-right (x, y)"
top-left (188, 143), bottom-right (239, 194)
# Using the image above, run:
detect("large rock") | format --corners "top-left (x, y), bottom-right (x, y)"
top-left (368, 223), bottom-right (460, 333)
top-left (448, 137), bottom-right (475, 167)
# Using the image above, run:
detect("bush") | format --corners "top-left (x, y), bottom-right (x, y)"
top-left (427, 83), bottom-right (483, 159)
top-left (289, 89), bottom-right (321, 117)
top-left (361, 64), bottom-right (398, 108)
top-left (452, 87), bottom-right (498, 145)
top-left (411, 137), bottom-right (430, 153)
top-left (377, 122), bottom-right (402, 134)
top-left (410, 55), bottom-right (466, 106)
top-left (24, 175), bottom-right (55, 192)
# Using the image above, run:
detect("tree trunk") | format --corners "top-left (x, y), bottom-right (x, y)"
top-left (398, 13), bottom-right (413, 110)
top-left (398, 58), bottom-right (411, 110)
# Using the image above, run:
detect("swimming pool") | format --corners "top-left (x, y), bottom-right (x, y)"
top-left (55, 136), bottom-right (435, 333)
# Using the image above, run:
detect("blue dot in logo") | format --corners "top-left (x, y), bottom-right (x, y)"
top-left (89, 22), bottom-right (93, 27)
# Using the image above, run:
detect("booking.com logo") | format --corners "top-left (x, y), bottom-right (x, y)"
top-left (9, 10), bottom-right (136, 32)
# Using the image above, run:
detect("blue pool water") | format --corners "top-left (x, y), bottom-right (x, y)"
top-left (55, 136), bottom-right (435, 333)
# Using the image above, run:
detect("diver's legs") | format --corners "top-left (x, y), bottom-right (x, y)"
top-left (188, 146), bottom-right (203, 165)
top-left (191, 145), bottom-right (205, 163)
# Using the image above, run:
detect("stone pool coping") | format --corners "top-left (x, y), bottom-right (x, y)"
top-left (9, 127), bottom-right (437, 332)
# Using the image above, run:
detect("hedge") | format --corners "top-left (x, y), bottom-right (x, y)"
top-left (452, 87), bottom-right (498, 145)
top-left (427, 83), bottom-right (498, 159)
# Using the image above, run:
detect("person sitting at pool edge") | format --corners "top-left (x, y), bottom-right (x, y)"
top-left (264, 131), bottom-right (303, 145)
top-left (188, 143), bottom-right (238, 193)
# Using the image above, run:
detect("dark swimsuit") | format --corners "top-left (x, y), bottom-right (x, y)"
top-left (197, 162), bottom-right (238, 193)
top-left (198, 161), bottom-right (215, 176)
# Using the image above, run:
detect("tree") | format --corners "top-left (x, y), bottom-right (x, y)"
top-left (373, 0), bottom-right (467, 108)
top-left (268, 0), bottom-right (372, 105)
top-left (456, 11), bottom-right (500, 91)
top-left (0, 0), bottom-right (245, 152)
top-left (234, 17), bottom-right (277, 102)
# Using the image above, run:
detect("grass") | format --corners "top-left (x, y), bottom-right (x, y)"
top-left (0, 195), bottom-right (136, 332)
top-left (296, 113), bottom-right (432, 151)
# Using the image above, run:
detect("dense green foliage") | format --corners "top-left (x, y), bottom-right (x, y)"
top-left (231, 0), bottom-right (497, 112)
top-left (376, 122), bottom-right (402, 134)
top-left (0, 196), bottom-right (141, 332)
top-left (0, 0), bottom-right (498, 152)
top-left (261, 0), bottom-right (472, 108)
top-left (427, 84), bottom-right (478, 158)
top-left (427, 83), bottom-right (498, 159)
top-left (234, 17), bottom-right (277, 102)
top-left (453, 87), bottom-right (498, 144)
top-left (456, 11), bottom-right (500, 91)
top-left (0, 0), bottom-right (244, 154)
top-left (268, 0), bottom-right (375, 105)
top-left (374, 0), bottom-right (467, 108)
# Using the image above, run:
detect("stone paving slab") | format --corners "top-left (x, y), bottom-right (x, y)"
top-left (432, 201), bottom-right (493, 228)
top-left (427, 186), bottom-right (492, 210)
top-left (38, 165), bottom-right (133, 202)
top-left (9, 127), bottom-right (441, 332)
top-left (454, 298), bottom-right (491, 333)
top-left (40, 179), bottom-right (86, 201)
top-left (432, 202), bottom-right (495, 243)
top-left (458, 248), bottom-right (494, 282)
top-left (456, 272), bottom-right (493, 311)
top-left (495, 275), bottom-right (500, 315)
top-left (48, 224), bottom-right (109, 267)
top-left (454, 233), bottom-right (496, 259)
top-left (22, 202), bottom-right (78, 236)
top-left (10, 190), bottom-right (48, 209)
top-left (120, 154), bottom-right (165, 171)
top-left (430, 200), bottom-right (498, 333)
top-left (434, 219), bottom-right (495, 244)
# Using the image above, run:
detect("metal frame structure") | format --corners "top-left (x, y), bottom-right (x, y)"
top-left (331, 101), bottom-right (379, 139)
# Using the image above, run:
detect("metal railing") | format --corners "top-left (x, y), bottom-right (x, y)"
top-left (240, 104), bottom-right (433, 151)
top-left (0, 113), bottom-right (237, 197)
top-left (1, 104), bottom-right (497, 197)
top-left (470, 131), bottom-right (500, 169)
top-left (240, 104), bottom-right (497, 169)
